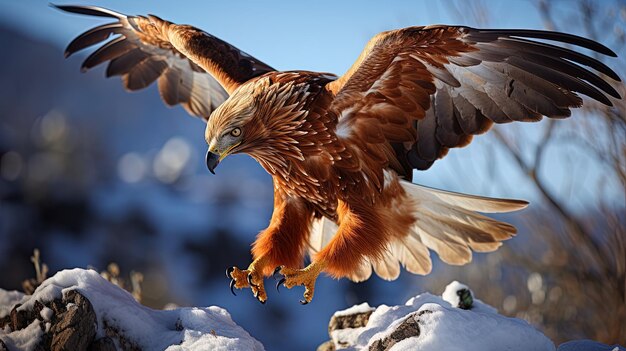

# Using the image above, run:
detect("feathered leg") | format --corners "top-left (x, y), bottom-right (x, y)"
top-left (227, 189), bottom-right (313, 303)
top-left (317, 195), bottom-right (417, 278)
top-left (277, 189), bottom-right (416, 303)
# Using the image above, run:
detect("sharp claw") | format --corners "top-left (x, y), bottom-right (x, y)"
top-left (299, 299), bottom-right (309, 305)
top-left (226, 267), bottom-right (234, 278)
top-left (247, 273), bottom-right (258, 288)
top-left (229, 279), bottom-right (236, 296)
top-left (272, 266), bottom-right (282, 279)
top-left (276, 278), bottom-right (285, 293)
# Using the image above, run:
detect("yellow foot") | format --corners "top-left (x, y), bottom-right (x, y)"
top-left (275, 260), bottom-right (327, 305)
top-left (226, 257), bottom-right (269, 304)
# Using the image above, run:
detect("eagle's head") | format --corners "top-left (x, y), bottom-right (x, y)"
top-left (203, 81), bottom-right (257, 174)
top-left (204, 76), bottom-right (310, 174)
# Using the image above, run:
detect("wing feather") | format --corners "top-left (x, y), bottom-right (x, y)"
top-left (65, 23), bottom-right (126, 57)
top-left (81, 36), bottom-right (134, 72)
top-left (106, 48), bottom-right (150, 77)
top-left (328, 26), bottom-right (620, 176)
top-left (55, 4), bottom-right (274, 120)
top-left (123, 58), bottom-right (169, 91)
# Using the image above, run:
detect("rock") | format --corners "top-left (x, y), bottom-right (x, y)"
top-left (329, 310), bottom-right (374, 332)
top-left (49, 290), bottom-right (97, 351)
top-left (318, 281), bottom-right (555, 351)
top-left (317, 340), bottom-right (336, 351)
top-left (9, 303), bottom-right (36, 331)
top-left (0, 290), bottom-right (97, 351)
top-left (441, 281), bottom-right (474, 310)
top-left (0, 287), bottom-right (173, 351)
top-left (1, 269), bottom-right (264, 351)
top-left (89, 337), bottom-right (117, 351)
top-left (368, 310), bottom-right (432, 351)
top-left (318, 303), bottom-right (376, 350)
top-left (0, 316), bottom-right (9, 330)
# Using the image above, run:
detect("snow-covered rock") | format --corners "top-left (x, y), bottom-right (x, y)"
top-left (0, 268), bottom-right (263, 351)
top-left (318, 280), bottom-right (555, 351)
top-left (2, 272), bottom-right (622, 351)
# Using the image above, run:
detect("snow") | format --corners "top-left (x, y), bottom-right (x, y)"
top-left (1, 268), bottom-right (264, 350)
top-left (334, 281), bottom-right (555, 351)
top-left (39, 306), bottom-right (53, 321)
top-left (331, 302), bottom-right (377, 345)
top-left (0, 289), bottom-right (24, 318)
top-left (439, 280), bottom-right (497, 314)
top-left (333, 302), bottom-right (374, 317)
top-left (441, 281), bottom-right (470, 306)
top-left (2, 273), bottom-right (620, 351)
top-left (1, 319), bottom-right (43, 351)
top-left (387, 303), bottom-right (553, 351)
top-left (332, 327), bottom-right (364, 349)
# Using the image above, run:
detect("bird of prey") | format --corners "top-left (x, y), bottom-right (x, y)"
top-left (56, 5), bottom-right (620, 304)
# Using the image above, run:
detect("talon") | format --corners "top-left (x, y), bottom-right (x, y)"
top-left (226, 267), bottom-right (235, 278)
top-left (247, 273), bottom-right (257, 288)
top-left (273, 261), bottom-right (325, 304)
top-left (229, 279), bottom-right (237, 296)
top-left (258, 298), bottom-right (266, 305)
top-left (276, 278), bottom-right (285, 293)
top-left (272, 266), bottom-right (283, 279)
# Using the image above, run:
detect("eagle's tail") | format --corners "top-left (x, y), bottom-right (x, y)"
top-left (308, 181), bottom-right (528, 282)
top-left (389, 181), bottom-right (528, 278)
top-left (368, 181), bottom-right (528, 282)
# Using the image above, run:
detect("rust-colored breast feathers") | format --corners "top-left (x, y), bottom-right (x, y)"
top-left (241, 72), bottom-right (343, 217)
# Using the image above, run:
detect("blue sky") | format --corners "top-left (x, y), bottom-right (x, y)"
top-left (0, 1), bottom-right (544, 74)
top-left (0, 0), bottom-right (622, 210)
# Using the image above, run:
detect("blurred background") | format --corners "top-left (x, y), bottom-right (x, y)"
top-left (0, 0), bottom-right (624, 349)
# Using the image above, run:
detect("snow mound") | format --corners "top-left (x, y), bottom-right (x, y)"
top-left (0, 268), bottom-right (263, 351)
top-left (323, 281), bottom-right (555, 351)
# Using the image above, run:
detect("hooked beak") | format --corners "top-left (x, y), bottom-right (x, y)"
top-left (206, 151), bottom-right (220, 174)
top-left (205, 141), bottom-right (241, 174)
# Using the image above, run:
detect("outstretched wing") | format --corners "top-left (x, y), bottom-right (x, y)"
top-left (328, 26), bottom-right (621, 177)
top-left (55, 4), bottom-right (275, 120)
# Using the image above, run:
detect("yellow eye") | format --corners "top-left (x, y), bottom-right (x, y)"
top-left (230, 128), bottom-right (241, 137)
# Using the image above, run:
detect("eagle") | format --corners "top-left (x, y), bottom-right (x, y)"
top-left (56, 5), bottom-right (621, 304)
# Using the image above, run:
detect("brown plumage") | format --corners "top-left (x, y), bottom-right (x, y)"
top-left (57, 5), bottom-right (621, 303)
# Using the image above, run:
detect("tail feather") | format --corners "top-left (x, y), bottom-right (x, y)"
top-left (309, 216), bottom-right (338, 255)
top-left (421, 202), bottom-right (518, 239)
top-left (414, 216), bottom-right (474, 265)
top-left (394, 181), bottom-right (524, 272)
top-left (307, 181), bottom-right (527, 282)
top-left (348, 258), bottom-right (373, 282)
top-left (403, 182), bottom-right (529, 213)
top-left (371, 248), bottom-right (401, 281)
top-left (392, 233), bottom-right (432, 275)
top-left (418, 204), bottom-right (517, 251)
top-left (380, 182), bottom-right (527, 280)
